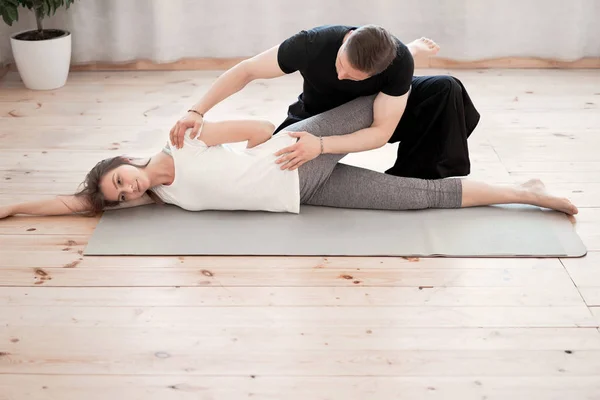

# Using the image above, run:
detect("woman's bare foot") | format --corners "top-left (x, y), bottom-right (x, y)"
top-left (519, 179), bottom-right (578, 215)
top-left (408, 37), bottom-right (440, 57)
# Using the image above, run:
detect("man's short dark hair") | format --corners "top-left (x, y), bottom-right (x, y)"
top-left (345, 25), bottom-right (398, 75)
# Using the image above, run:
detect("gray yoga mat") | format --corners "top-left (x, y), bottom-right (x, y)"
top-left (84, 204), bottom-right (587, 257)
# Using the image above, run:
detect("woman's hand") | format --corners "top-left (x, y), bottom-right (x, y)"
top-left (0, 205), bottom-right (15, 219)
top-left (169, 111), bottom-right (204, 149)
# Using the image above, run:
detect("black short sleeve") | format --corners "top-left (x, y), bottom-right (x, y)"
top-left (277, 30), bottom-right (310, 74)
top-left (381, 47), bottom-right (415, 97)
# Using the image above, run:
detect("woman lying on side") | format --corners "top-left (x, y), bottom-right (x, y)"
top-left (0, 96), bottom-right (578, 219)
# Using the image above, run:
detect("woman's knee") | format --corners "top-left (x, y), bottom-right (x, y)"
top-left (288, 95), bottom-right (376, 136)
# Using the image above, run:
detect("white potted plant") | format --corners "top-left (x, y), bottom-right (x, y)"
top-left (1, 0), bottom-right (77, 90)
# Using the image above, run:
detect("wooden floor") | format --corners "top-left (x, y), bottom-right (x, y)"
top-left (1, 69), bottom-right (600, 399)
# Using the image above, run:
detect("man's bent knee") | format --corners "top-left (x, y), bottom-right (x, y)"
top-left (433, 76), bottom-right (462, 95)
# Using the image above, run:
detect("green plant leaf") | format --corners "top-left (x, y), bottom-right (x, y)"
top-left (5, 5), bottom-right (17, 23)
top-left (1, 10), bottom-right (14, 26)
top-left (1, 15), bottom-right (12, 26)
top-left (0, 0), bottom-right (77, 26)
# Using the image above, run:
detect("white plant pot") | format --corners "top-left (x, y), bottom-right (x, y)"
top-left (10, 29), bottom-right (72, 90)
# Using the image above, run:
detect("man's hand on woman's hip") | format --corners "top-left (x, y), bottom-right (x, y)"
top-left (274, 131), bottom-right (322, 171)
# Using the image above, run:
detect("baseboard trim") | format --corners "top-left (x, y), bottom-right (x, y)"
top-left (427, 57), bottom-right (600, 69)
top-left (69, 57), bottom-right (600, 71)
top-left (69, 57), bottom-right (249, 71)
top-left (4, 57), bottom-right (599, 74)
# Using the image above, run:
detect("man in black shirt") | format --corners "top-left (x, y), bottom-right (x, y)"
top-left (170, 24), bottom-right (480, 179)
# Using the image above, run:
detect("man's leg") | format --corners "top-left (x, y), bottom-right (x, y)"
top-left (386, 75), bottom-right (481, 179)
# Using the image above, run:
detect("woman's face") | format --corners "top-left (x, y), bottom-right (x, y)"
top-left (99, 164), bottom-right (150, 202)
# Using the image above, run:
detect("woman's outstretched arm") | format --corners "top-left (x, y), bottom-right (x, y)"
top-left (0, 193), bottom-right (154, 219)
top-left (192, 119), bottom-right (275, 148)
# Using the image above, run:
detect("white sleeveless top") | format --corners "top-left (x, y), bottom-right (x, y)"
top-left (151, 131), bottom-right (300, 213)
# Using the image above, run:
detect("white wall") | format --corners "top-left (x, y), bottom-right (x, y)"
top-left (1, 0), bottom-right (599, 66)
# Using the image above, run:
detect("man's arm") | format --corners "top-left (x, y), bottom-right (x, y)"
top-left (274, 91), bottom-right (409, 170)
top-left (188, 45), bottom-right (286, 116)
top-left (170, 45), bottom-right (286, 148)
top-left (323, 90), bottom-right (409, 154)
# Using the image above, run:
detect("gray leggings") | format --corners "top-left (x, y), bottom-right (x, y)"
top-left (291, 96), bottom-right (463, 210)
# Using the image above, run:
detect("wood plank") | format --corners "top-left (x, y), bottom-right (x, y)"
top-left (0, 242), bottom-right (567, 269)
top-left (579, 288), bottom-right (600, 306)
top-left (0, 149), bottom-right (162, 172)
top-left (1, 343), bottom-right (599, 377)
top-left (0, 264), bottom-right (577, 288)
top-left (484, 111), bottom-right (599, 133)
top-left (0, 234), bottom-right (89, 250)
top-left (591, 307), bottom-right (600, 324)
top-left (0, 286), bottom-right (585, 307)
top-left (0, 235), bottom-right (567, 269)
top-left (474, 99), bottom-right (600, 113)
top-left (0, 115), bottom-right (174, 127)
top-left (494, 144), bottom-right (600, 163)
top-left (1, 180), bottom-right (102, 194)
top-left (0, 193), bottom-right (75, 204)
top-left (4, 326), bottom-right (599, 351)
top-left (2, 375), bottom-right (600, 400)
top-left (2, 170), bottom-right (110, 183)
top-left (0, 84), bottom-right (201, 103)
top-left (0, 100), bottom-right (189, 118)
top-left (0, 305), bottom-right (596, 328)
top-left (0, 216), bottom-right (97, 235)
top-left (503, 161), bottom-right (600, 173)
top-left (561, 252), bottom-right (600, 288)
top-left (510, 172), bottom-right (600, 184)
top-left (486, 128), bottom-right (600, 141)
top-left (1, 327), bottom-right (600, 376)
top-left (0, 126), bottom-right (166, 150)
top-left (1, 70), bottom-right (221, 86)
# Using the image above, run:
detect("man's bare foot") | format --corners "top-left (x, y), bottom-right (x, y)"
top-left (519, 179), bottom-right (578, 215)
top-left (408, 37), bottom-right (440, 57)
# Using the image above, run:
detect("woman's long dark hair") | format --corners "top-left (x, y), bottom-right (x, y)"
top-left (73, 156), bottom-right (162, 216)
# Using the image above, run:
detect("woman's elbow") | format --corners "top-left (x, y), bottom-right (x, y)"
top-left (247, 121), bottom-right (275, 148)
top-left (262, 121), bottom-right (275, 135)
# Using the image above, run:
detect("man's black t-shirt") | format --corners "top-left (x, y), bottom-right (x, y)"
top-left (277, 25), bottom-right (414, 118)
